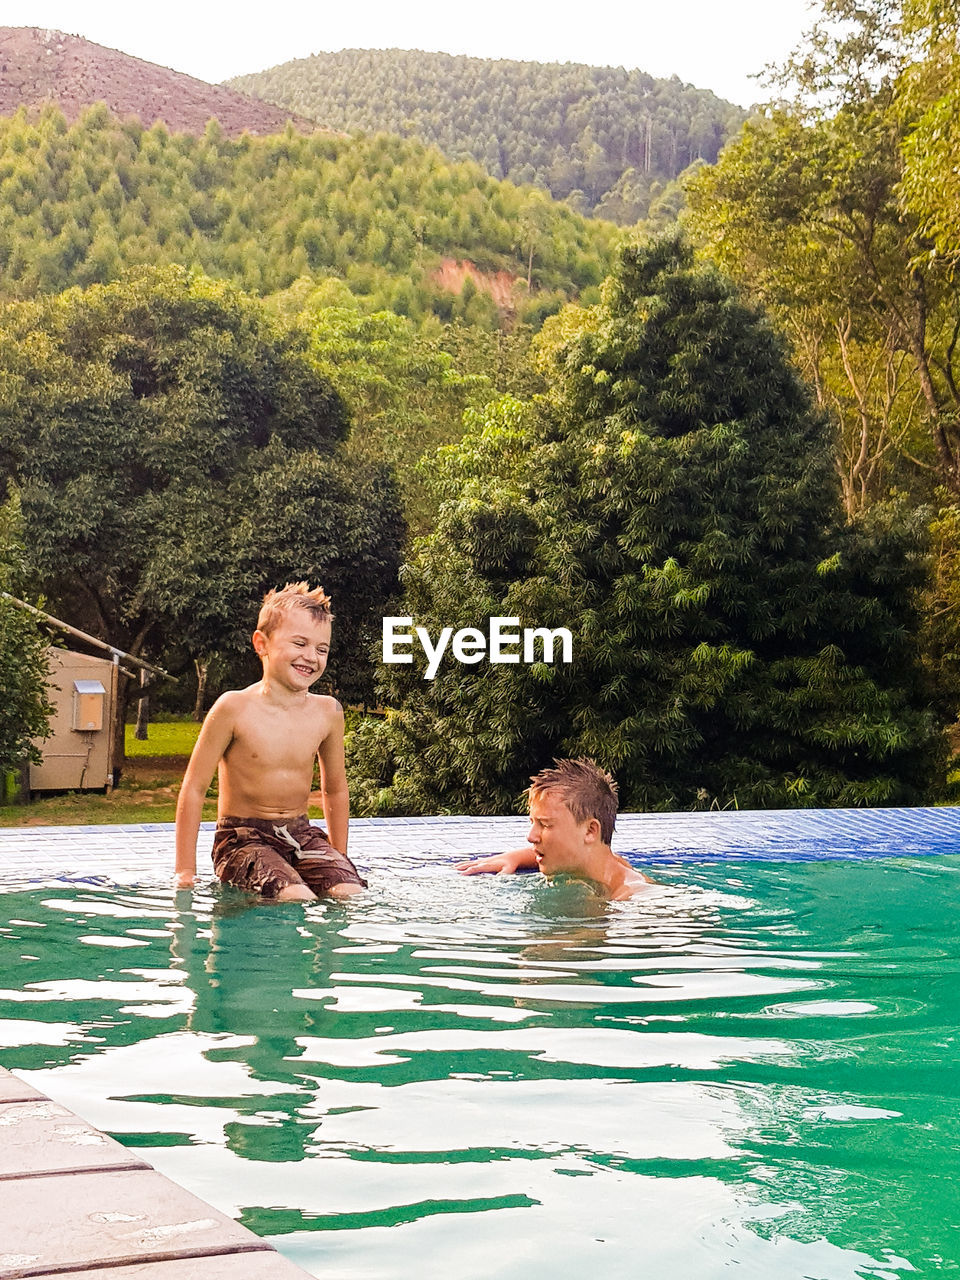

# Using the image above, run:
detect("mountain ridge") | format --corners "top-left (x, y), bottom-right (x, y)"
top-left (0, 26), bottom-right (318, 137)
top-left (228, 47), bottom-right (746, 221)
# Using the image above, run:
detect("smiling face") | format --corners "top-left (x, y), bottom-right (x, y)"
top-left (253, 610), bottom-right (332, 692)
top-left (526, 789), bottom-right (598, 877)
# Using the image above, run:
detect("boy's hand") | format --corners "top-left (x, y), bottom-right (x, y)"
top-left (456, 848), bottom-right (535, 876)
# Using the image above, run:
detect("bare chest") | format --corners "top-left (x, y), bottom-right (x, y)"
top-left (226, 703), bottom-right (327, 772)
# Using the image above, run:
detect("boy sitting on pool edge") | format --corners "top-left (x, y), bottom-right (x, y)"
top-left (456, 758), bottom-right (652, 899)
top-left (174, 582), bottom-right (366, 901)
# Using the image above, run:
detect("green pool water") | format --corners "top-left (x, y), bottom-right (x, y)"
top-left (1, 854), bottom-right (959, 1278)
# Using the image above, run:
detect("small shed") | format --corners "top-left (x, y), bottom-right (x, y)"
top-left (4, 592), bottom-right (173, 795)
top-left (30, 647), bottom-right (119, 792)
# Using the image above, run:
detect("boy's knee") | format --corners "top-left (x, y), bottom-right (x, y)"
top-left (328, 881), bottom-right (365, 900)
top-left (275, 883), bottom-right (317, 902)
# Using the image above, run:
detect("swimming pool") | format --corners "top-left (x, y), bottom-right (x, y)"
top-left (1, 818), bottom-right (959, 1278)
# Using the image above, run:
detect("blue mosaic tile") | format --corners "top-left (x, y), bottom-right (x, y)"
top-left (0, 807), bottom-right (959, 886)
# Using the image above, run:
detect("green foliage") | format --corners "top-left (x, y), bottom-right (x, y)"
top-left (0, 494), bottom-right (53, 773)
top-left (686, 1), bottom-right (960, 504)
top-left (348, 236), bottom-right (943, 814)
top-left (921, 498), bottom-right (960, 717)
top-left (899, 0), bottom-right (960, 266)
top-left (0, 106), bottom-right (616, 322)
top-left (294, 304), bottom-right (483, 534)
top-left (264, 283), bottom-right (546, 535)
top-left (229, 49), bottom-right (745, 223)
top-left (684, 0), bottom-right (960, 727)
top-left (434, 321), bottom-right (546, 400)
top-left (594, 163), bottom-right (701, 229)
top-left (0, 266), bottom-right (404, 704)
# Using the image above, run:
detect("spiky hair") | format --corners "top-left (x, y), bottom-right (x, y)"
top-left (257, 581), bottom-right (333, 635)
top-left (528, 757), bottom-right (618, 845)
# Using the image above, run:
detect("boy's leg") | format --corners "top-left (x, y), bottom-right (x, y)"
top-left (328, 881), bottom-right (365, 899)
top-left (276, 882), bottom-right (317, 902)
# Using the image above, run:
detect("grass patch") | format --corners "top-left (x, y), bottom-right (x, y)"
top-left (0, 786), bottom-right (218, 827)
top-left (125, 720), bottom-right (201, 758)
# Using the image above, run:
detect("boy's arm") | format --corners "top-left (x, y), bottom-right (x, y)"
top-left (174, 697), bottom-right (236, 887)
top-left (456, 847), bottom-right (539, 876)
top-left (317, 701), bottom-right (349, 854)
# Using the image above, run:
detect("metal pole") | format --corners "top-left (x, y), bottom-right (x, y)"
top-left (0, 593), bottom-right (173, 681)
top-left (135, 666), bottom-right (150, 740)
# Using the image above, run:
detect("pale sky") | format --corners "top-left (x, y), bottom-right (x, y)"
top-left (0, 0), bottom-right (815, 107)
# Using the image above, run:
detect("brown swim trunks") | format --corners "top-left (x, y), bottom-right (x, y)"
top-left (212, 815), bottom-right (367, 899)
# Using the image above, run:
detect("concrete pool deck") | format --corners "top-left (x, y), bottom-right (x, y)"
top-left (1, 806), bottom-right (960, 886)
top-left (0, 1066), bottom-right (312, 1279)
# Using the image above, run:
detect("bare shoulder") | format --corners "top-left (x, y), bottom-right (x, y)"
top-left (214, 686), bottom-right (253, 709)
top-left (615, 872), bottom-right (656, 900)
top-left (610, 856), bottom-right (655, 900)
top-left (201, 685), bottom-right (266, 739)
top-left (311, 692), bottom-right (343, 711)
top-left (614, 853), bottom-right (651, 877)
top-left (314, 696), bottom-right (346, 771)
top-left (309, 693), bottom-right (344, 734)
top-left (182, 688), bottom-right (247, 779)
top-left (309, 692), bottom-right (343, 718)
top-left (203, 688), bottom-right (248, 725)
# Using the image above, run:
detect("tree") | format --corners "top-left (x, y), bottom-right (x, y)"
top-left (899, 0), bottom-right (960, 265)
top-left (518, 191), bottom-right (553, 289)
top-left (686, 106), bottom-right (947, 506)
top-left (348, 236), bottom-right (943, 815)
top-left (921, 498), bottom-right (960, 718)
top-left (0, 267), bottom-right (403, 768)
top-left (686, 0), bottom-right (960, 498)
top-left (686, 0), bottom-right (960, 726)
top-left (0, 105), bottom-right (617, 319)
top-left (299, 305), bottom-right (480, 534)
top-left (0, 494), bottom-right (53, 778)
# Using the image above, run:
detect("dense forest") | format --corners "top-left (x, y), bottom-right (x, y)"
top-left (229, 49), bottom-right (745, 223)
top-left (349, 237), bottom-right (943, 814)
top-left (0, 267), bottom-right (405, 763)
top-left (0, 105), bottom-right (616, 323)
top-left (3, 0), bottom-right (960, 809)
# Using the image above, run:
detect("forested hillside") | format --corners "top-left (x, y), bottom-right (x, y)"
top-left (0, 105), bottom-right (615, 322)
top-left (229, 49), bottom-right (745, 223)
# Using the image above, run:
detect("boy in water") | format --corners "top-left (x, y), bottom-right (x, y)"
top-left (174, 582), bottom-right (366, 901)
top-left (456, 758), bottom-right (651, 900)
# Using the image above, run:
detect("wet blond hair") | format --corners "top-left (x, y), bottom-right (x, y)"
top-left (257, 581), bottom-right (333, 636)
top-left (528, 757), bottom-right (618, 845)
